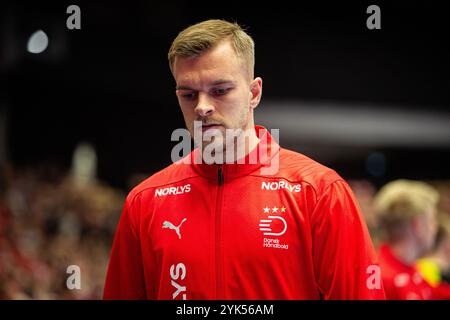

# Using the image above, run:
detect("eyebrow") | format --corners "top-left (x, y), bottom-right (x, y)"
top-left (176, 80), bottom-right (236, 90)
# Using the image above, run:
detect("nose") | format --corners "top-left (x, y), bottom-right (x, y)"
top-left (194, 93), bottom-right (214, 117)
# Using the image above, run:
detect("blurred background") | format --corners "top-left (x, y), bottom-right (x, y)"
top-left (0, 1), bottom-right (449, 299)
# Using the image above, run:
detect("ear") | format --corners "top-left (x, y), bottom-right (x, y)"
top-left (249, 77), bottom-right (263, 110)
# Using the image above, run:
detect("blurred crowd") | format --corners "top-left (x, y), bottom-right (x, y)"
top-left (0, 162), bottom-right (125, 299)
top-left (1, 156), bottom-right (450, 299)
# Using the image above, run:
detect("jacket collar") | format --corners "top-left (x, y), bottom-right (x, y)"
top-left (190, 125), bottom-right (280, 183)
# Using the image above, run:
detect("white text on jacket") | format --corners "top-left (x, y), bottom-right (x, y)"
top-left (155, 184), bottom-right (191, 197)
top-left (261, 181), bottom-right (301, 193)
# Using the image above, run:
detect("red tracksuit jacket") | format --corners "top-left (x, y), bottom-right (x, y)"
top-left (103, 126), bottom-right (385, 300)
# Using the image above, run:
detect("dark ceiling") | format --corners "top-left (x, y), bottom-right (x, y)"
top-left (1, 1), bottom-right (449, 188)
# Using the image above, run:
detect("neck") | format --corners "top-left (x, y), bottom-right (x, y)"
top-left (389, 238), bottom-right (421, 266)
top-left (204, 127), bottom-right (260, 165)
top-left (232, 128), bottom-right (260, 163)
top-left (427, 248), bottom-right (450, 271)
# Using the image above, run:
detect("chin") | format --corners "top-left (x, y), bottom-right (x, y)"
top-left (203, 138), bottom-right (225, 150)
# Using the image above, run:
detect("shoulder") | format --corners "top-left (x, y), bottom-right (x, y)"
top-left (125, 160), bottom-right (198, 206)
top-left (274, 147), bottom-right (345, 194)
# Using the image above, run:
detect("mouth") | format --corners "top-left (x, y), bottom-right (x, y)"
top-left (201, 123), bottom-right (223, 132)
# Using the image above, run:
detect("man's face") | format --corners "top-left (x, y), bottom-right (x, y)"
top-left (172, 40), bottom-right (262, 153)
top-left (415, 205), bottom-right (438, 254)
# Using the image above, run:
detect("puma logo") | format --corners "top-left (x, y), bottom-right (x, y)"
top-left (162, 218), bottom-right (187, 239)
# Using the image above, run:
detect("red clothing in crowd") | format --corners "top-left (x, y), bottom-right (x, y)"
top-left (379, 243), bottom-right (450, 299)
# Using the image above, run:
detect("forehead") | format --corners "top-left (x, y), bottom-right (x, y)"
top-left (173, 41), bottom-right (245, 85)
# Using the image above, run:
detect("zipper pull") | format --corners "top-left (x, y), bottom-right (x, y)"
top-left (218, 166), bottom-right (223, 186)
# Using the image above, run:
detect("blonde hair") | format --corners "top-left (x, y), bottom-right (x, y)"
top-left (374, 179), bottom-right (439, 224)
top-left (168, 19), bottom-right (255, 79)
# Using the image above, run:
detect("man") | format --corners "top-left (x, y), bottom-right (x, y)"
top-left (374, 179), bottom-right (450, 299)
top-left (103, 19), bottom-right (385, 300)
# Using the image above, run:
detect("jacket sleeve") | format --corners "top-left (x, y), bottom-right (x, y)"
top-left (103, 196), bottom-right (147, 299)
top-left (310, 179), bottom-right (386, 300)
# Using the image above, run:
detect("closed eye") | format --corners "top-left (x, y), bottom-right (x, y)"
top-left (178, 91), bottom-right (197, 100)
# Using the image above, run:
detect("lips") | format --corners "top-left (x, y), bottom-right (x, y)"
top-left (201, 124), bottom-right (223, 132)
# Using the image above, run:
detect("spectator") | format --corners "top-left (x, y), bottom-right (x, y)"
top-left (374, 179), bottom-right (450, 299)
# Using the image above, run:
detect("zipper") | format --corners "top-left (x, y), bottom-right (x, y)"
top-left (215, 165), bottom-right (224, 298)
top-left (218, 166), bottom-right (223, 186)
